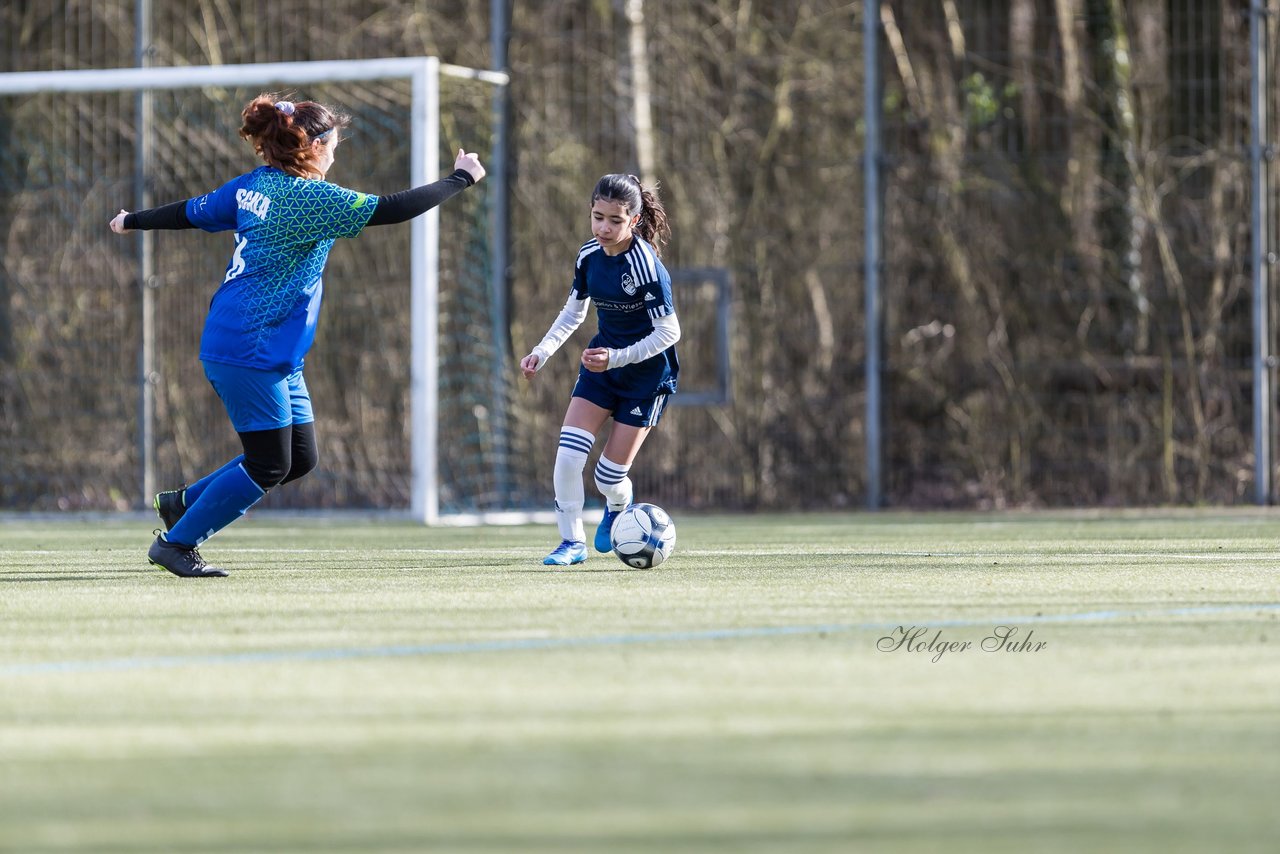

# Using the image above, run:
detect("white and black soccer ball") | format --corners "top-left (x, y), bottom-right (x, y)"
top-left (610, 503), bottom-right (677, 569)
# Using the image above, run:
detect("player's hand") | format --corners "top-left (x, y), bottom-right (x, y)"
top-left (520, 352), bottom-right (541, 380)
top-left (582, 347), bottom-right (610, 373)
top-left (109, 209), bottom-right (131, 234)
top-left (454, 149), bottom-right (485, 184)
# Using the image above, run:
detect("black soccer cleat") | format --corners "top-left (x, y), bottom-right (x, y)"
top-left (153, 488), bottom-right (187, 531)
top-left (148, 534), bottom-right (228, 578)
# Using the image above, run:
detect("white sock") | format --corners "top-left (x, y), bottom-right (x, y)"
top-left (553, 427), bottom-right (594, 542)
top-left (594, 455), bottom-right (633, 511)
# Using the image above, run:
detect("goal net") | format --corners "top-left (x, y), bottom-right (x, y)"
top-left (0, 58), bottom-right (540, 523)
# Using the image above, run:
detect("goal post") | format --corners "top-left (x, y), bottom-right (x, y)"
top-left (0, 58), bottom-right (526, 523)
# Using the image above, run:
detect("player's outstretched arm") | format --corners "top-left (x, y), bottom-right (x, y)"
top-left (110, 201), bottom-right (196, 234)
top-left (365, 149), bottom-right (485, 227)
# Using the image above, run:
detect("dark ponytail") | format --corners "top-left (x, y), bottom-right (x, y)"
top-left (592, 173), bottom-right (671, 255)
top-left (238, 92), bottom-right (351, 178)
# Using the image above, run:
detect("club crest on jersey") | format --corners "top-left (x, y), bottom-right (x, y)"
top-left (620, 271), bottom-right (637, 296)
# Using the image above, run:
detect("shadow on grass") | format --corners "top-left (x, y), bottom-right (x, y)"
top-left (505, 566), bottom-right (653, 574)
top-left (0, 568), bottom-right (155, 583)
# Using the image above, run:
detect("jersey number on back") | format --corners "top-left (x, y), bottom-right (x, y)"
top-left (224, 233), bottom-right (248, 282)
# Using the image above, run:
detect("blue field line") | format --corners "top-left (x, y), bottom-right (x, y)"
top-left (3, 602), bottom-right (1279, 677)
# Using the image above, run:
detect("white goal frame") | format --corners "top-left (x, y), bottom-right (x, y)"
top-left (0, 57), bottom-right (508, 524)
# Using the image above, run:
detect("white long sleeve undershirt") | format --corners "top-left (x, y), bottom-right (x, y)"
top-left (530, 294), bottom-right (590, 365)
top-left (605, 313), bottom-right (681, 368)
top-left (529, 295), bottom-right (681, 371)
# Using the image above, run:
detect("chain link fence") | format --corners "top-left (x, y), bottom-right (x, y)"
top-left (2, 1), bottom-right (1277, 512)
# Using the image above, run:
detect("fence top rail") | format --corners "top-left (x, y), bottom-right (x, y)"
top-left (0, 57), bottom-right (508, 94)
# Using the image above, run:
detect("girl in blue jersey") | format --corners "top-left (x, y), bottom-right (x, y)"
top-left (110, 93), bottom-right (484, 577)
top-left (520, 174), bottom-right (679, 565)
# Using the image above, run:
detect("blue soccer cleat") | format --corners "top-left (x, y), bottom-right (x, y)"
top-left (594, 505), bottom-right (631, 553)
top-left (543, 539), bottom-right (588, 566)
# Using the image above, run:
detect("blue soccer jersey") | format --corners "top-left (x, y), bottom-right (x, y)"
top-left (572, 236), bottom-right (679, 396)
top-left (185, 166), bottom-right (377, 373)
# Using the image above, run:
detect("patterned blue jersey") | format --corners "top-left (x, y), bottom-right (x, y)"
top-left (572, 236), bottom-right (679, 396)
top-left (185, 166), bottom-right (377, 373)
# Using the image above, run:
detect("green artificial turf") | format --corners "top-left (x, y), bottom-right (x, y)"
top-left (1, 510), bottom-right (1278, 852)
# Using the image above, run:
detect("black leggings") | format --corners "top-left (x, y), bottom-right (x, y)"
top-left (238, 422), bottom-right (319, 491)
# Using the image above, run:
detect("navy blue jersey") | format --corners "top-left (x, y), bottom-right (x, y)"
top-left (185, 166), bottom-right (377, 373)
top-left (572, 236), bottom-right (678, 396)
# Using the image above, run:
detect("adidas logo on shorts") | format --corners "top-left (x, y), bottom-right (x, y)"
top-left (630, 406), bottom-right (644, 416)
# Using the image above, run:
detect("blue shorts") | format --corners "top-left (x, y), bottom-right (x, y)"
top-left (203, 361), bottom-right (314, 433)
top-left (572, 371), bottom-right (671, 428)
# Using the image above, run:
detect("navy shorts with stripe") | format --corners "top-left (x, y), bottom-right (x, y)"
top-left (572, 369), bottom-right (671, 428)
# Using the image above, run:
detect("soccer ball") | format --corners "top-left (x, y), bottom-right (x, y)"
top-left (610, 503), bottom-right (677, 569)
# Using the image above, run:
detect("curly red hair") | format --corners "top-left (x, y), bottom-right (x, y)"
top-left (238, 92), bottom-right (350, 178)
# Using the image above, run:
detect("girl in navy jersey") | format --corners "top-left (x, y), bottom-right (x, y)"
top-left (520, 174), bottom-right (679, 565)
top-left (110, 93), bottom-right (484, 577)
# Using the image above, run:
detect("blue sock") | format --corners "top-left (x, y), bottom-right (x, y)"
top-left (182, 455), bottom-right (245, 506)
top-left (166, 463), bottom-right (265, 547)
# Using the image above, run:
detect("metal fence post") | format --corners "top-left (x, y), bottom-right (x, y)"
top-left (1251, 0), bottom-right (1274, 504)
top-left (864, 0), bottom-right (883, 510)
top-left (135, 0), bottom-right (156, 508)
